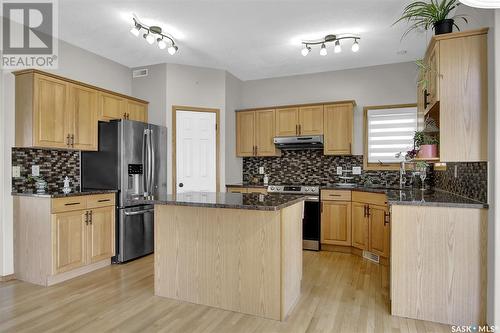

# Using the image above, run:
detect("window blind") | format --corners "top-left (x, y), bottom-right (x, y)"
top-left (367, 107), bottom-right (417, 164)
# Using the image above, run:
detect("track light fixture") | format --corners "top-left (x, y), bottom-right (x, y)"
top-left (300, 34), bottom-right (360, 56)
top-left (129, 16), bottom-right (178, 54)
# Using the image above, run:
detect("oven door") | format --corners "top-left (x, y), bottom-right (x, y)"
top-left (302, 197), bottom-right (320, 251)
top-left (115, 205), bottom-right (154, 263)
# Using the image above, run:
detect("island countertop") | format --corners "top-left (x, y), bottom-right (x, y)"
top-left (128, 192), bottom-right (306, 211)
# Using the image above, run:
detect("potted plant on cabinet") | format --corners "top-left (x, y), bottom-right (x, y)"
top-left (394, 0), bottom-right (468, 38)
top-left (413, 131), bottom-right (439, 158)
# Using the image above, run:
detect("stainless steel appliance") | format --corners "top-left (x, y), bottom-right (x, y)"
top-left (273, 135), bottom-right (324, 150)
top-left (81, 120), bottom-right (167, 263)
top-left (267, 185), bottom-right (320, 251)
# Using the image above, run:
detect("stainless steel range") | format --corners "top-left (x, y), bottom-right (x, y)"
top-left (267, 185), bottom-right (320, 251)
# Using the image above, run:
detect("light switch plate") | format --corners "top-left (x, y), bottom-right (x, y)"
top-left (12, 166), bottom-right (21, 178)
top-left (352, 166), bottom-right (362, 175)
top-left (454, 165), bottom-right (458, 178)
top-left (31, 165), bottom-right (40, 177)
top-left (336, 167), bottom-right (343, 175)
top-left (259, 167), bottom-right (264, 174)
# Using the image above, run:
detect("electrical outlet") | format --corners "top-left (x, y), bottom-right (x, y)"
top-left (336, 167), bottom-right (343, 175)
top-left (12, 166), bottom-right (21, 178)
top-left (352, 166), bottom-right (362, 175)
top-left (259, 167), bottom-right (264, 175)
top-left (31, 165), bottom-right (40, 177)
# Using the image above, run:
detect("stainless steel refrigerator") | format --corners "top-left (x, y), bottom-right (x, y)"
top-left (81, 120), bottom-right (167, 263)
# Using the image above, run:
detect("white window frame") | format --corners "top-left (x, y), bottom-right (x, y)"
top-left (363, 104), bottom-right (418, 170)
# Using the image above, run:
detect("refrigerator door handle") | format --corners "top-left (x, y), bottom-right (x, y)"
top-left (142, 129), bottom-right (149, 196)
top-left (149, 129), bottom-right (155, 196)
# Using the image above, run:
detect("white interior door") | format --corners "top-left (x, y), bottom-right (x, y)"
top-left (176, 110), bottom-right (217, 193)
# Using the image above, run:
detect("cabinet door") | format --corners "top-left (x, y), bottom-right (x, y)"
top-left (324, 104), bottom-right (353, 155)
top-left (321, 201), bottom-right (351, 246)
top-left (33, 75), bottom-right (70, 149)
top-left (275, 107), bottom-right (299, 137)
top-left (368, 204), bottom-right (390, 258)
top-left (52, 210), bottom-right (87, 274)
top-left (426, 43), bottom-right (440, 111)
top-left (99, 92), bottom-right (125, 121)
top-left (88, 206), bottom-right (115, 263)
top-left (255, 109), bottom-right (278, 156)
top-left (127, 100), bottom-right (148, 123)
top-left (351, 202), bottom-right (368, 250)
top-left (298, 105), bottom-right (323, 135)
top-left (417, 82), bottom-right (425, 131)
top-left (236, 111), bottom-right (256, 157)
top-left (69, 84), bottom-right (98, 151)
top-left (227, 187), bottom-right (248, 193)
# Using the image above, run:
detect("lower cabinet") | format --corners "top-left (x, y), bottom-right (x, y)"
top-left (320, 201), bottom-right (351, 246)
top-left (351, 201), bottom-right (390, 258)
top-left (351, 202), bottom-right (369, 250)
top-left (14, 193), bottom-right (116, 286)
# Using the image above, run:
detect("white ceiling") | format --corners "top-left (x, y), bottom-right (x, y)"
top-left (59, 0), bottom-right (432, 81)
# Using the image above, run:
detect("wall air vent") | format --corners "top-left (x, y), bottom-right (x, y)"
top-left (132, 68), bottom-right (148, 78)
top-left (363, 251), bottom-right (380, 263)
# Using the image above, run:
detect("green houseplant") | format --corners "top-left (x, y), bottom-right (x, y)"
top-left (394, 0), bottom-right (468, 38)
top-left (413, 131), bottom-right (439, 158)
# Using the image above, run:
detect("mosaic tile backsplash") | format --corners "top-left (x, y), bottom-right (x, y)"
top-left (434, 162), bottom-right (488, 203)
top-left (243, 150), bottom-right (487, 202)
top-left (12, 148), bottom-right (80, 193)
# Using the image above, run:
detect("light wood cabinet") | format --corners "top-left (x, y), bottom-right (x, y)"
top-left (276, 107), bottom-right (299, 137)
top-left (324, 103), bottom-right (353, 155)
top-left (236, 109), bottom-right (278, 157)
top-left (226, 186), bottom-right (267, 194)
top-left (52, 210), bottom-right (87, 274)
top-left (126, 100), bottom-right (148, 123)
top-left (14, 69), bottom-right (149, 151)
top-left (320, 201), bottom-right (351, 246)
top-left (351, 202), bottom-right (369, 250)
top-left (69, 84), bottom-right (98, 151)
top-left (276, 105), bottom-right (324, 136)
top-left (368, 204), bottom-right (390, 258)
top-left (14, 193), bottom-right (116, 286)
top-left (417, 29), bottom-right (488, 162)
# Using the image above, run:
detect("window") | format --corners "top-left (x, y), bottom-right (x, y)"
top-left (364, 104), bottom-right (418, 170)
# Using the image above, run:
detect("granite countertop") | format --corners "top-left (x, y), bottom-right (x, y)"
top-left (321, 184), bottom-right (488, 209)
top-left (226, 183), bottom-right (268, 188)
top-left (127, 192), bottom-right (306, 211)
top-left (11, 189), bottom-right (118, 198)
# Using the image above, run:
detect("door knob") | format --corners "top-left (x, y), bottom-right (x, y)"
top-left (179, 183), bottom-right (184, 188)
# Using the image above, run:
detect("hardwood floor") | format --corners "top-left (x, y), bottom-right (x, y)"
top-left (0, 251), bottom-right (450, 333)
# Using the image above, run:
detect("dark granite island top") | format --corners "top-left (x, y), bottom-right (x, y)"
top-left (128, 192), bottom-right (306, 211)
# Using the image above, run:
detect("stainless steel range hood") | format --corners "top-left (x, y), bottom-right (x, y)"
top-left (273, 135), bottom-right (324, 150)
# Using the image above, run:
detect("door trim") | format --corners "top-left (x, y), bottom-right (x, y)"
top-left (172, 105), bottom-right (220, 195)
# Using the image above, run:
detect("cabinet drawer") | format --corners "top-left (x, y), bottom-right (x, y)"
top-left (247, 188), bottom-right (267, 194)
top-left (321, 190), bottom-right (351, 201)
top-left (52, 197), bottom-right (86, 213)
top-left (87, 193), bottom-right (115, 209)
top-left (352, 191), bottom-right (387, 206)
top-left (227, 187), bottom-right (248, 194)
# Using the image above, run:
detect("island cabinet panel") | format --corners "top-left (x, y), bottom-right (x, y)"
top-left (275, 107), bottom-right (299, 137)
top-left (298, 105), bottom-right (323, 135)
top-left (154, 203), bottom-right (303, 321)
top-left (391, 205), bottom-right (487, 326)
top-left (320, 201), bottom-right (351, 246)
top-left (323, 103), bottom-right (353, 155)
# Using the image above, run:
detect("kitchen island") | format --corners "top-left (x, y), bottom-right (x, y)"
top-left (132, 192), bottom-right (305, 321)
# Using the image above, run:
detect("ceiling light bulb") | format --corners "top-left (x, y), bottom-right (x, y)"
top-left (130, 26), bottom-right (140, 37)
top-left (167, 45), bottom-right (178, 55)
top-left (334, 40), bottom-right (342, 53)
top-left (158, 39), bottom-right (167, 49)
top-left (144, 33), bottom-right (155, 44)
top-left (301, 45), bottom-right (311, 56)
top-left (319, 43), bottom-right (327, 56)
top-left (352, 40), bottom-right (359, 52)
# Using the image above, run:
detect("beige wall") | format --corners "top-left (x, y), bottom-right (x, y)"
top-left (0, 40), bottom-right (133, 276)
top-left (225, 72), bottom-right (243, 184)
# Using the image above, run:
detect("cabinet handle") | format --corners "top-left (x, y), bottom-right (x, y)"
top-left (123, 112), bottom-right (127, 119)
top-left (66, 134), bottom-right (70, 147)
top-left (65, 202), bottom-right (80, 206)
top-left (127, 113), bottom-right (130, 119)
top-left (367, 206), bottom-right (371, 218)
top-left (97, 199), bottom-right (110, 203)
top-left (424, 89), bottom-right (430, 109)
top-left (71, 134), bottom-right (74, 147)
top-left (255, 146), bottom-right (258, 156)
top-left (384, 211), bottom-right (390, 226)
top-left (299, 124), bottom-right (301, 135)
top-left (85, 211), bottom-right (89, 225)
top-left (329, 194), bottom-right (341, 197)
top-left (89, 211), bottom-right (93, 225)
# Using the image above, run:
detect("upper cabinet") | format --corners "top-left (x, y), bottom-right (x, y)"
top-left (323, 102), bottom-right (354, 155)
top-left (275, 105), bottom-right (324, 136)
top-left (417, 29), bottom-right (488, 162)
top-left (14, 69), bottom-right (149, 151)
top-left (236, 109), bottom-right (278, 157)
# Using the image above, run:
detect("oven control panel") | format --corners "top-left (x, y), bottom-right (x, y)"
top-left (267, 185), bottom-right (319, 195)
